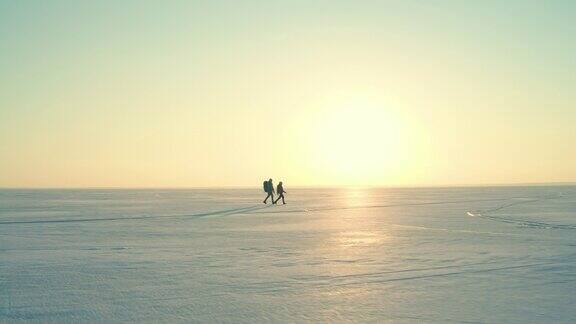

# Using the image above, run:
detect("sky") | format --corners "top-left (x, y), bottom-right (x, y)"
top-left (1, 0), bottom-right (575, 188)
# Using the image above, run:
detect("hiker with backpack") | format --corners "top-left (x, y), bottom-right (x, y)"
top-left (262, 178), bottom-right (275, 204)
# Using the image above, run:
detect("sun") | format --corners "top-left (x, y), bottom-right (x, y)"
top-left (310, 99), bottom-right (407, 185)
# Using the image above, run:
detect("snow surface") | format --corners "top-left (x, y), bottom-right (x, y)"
top-left (1, 186), bottom-right (575, 323)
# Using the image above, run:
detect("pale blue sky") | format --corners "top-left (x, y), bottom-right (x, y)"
top-left (1, 1), bottom-right (575, 187)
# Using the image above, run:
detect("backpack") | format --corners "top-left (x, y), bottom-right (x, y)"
top-left (263, 181), bottom-right (269, 192)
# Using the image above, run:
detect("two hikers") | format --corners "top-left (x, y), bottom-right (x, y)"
top-left (262, 179), bottom-right (287, 204)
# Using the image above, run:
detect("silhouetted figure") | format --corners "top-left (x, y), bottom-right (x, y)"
top-left (262, 178), bottom-right (275, 204)
top-left (274, 181), bottom-right (286, 205)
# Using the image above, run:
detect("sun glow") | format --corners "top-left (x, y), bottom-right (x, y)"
top-left (310, 98), bottom-right (409, 185)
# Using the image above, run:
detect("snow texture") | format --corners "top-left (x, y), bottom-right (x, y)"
top-left (1, 186), bottom-right (575, 323)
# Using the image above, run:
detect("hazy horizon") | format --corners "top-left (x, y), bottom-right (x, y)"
top-left (2, 181), bottom-right (575, 190)
top-left (2, 1), bottom-right (575, 187)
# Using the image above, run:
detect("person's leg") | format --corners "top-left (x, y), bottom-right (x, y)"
top-left (281, 194), bottom-right (285, 204)
top-left (273, 195), bottom-right (279, 204)
top-left (271, 193), bottom-right (275, 204)
top-left (263, 192), bottom-right (271, 203)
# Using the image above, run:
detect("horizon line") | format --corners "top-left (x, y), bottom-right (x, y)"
top-left (1, 181), bottom-right (575, 190)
